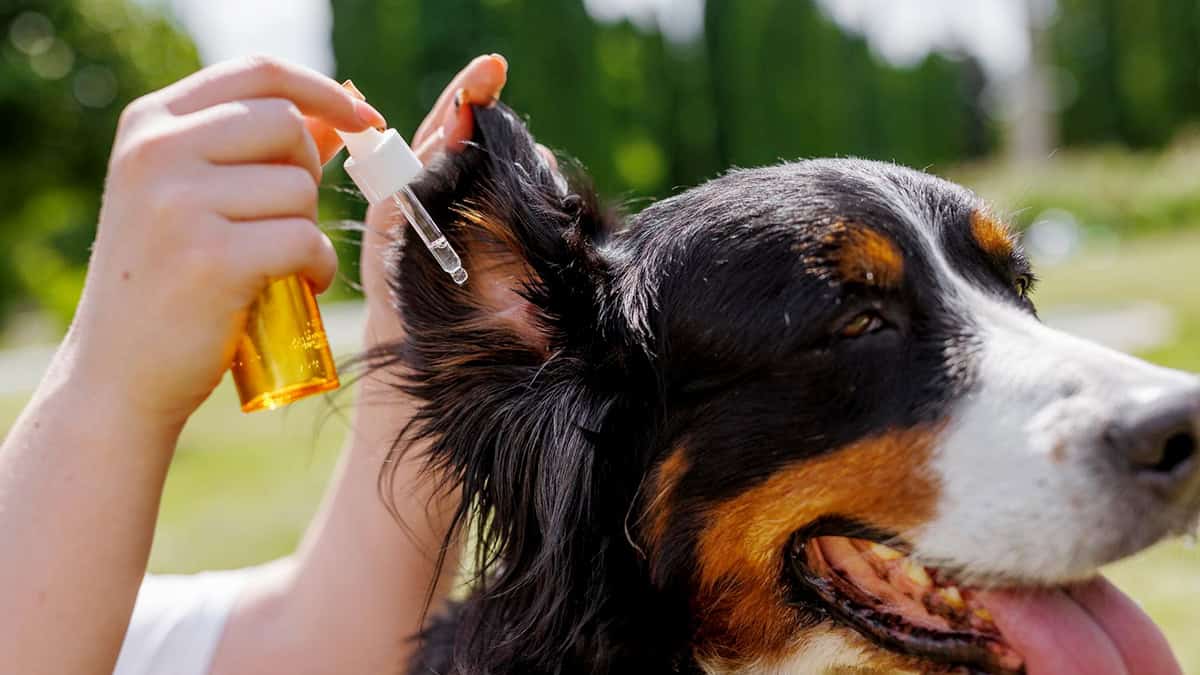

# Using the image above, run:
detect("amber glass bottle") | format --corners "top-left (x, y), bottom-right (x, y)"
top-left (230, 275), bottom-right (338, 413)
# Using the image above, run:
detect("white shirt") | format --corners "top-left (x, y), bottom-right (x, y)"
top-left (113, 570), bottom-right (251, 675)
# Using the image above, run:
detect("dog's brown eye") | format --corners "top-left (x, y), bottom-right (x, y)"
top-left (840, 312), bottom-right (884, 339)
top-left (1014, 275), bottom-right (1032, 297)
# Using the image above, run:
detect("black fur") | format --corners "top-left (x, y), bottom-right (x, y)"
top-left (369, 104), bottom-right (1032, 674)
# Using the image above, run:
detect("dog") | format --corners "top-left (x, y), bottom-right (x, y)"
top-left (371, 102), bottom-right (1200, 674)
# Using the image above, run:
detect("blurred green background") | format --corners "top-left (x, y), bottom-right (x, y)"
top-left (4, 0), bottom-right (1200, 671)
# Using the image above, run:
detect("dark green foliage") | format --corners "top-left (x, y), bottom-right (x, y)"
top-left (331, 0), bottom-right (987, 209)
top-left (0, 0), bottom-right (199, 325)
top-left (15, 0), bottom-right (1200, 330)
top-left (1054, 0), bottom-right (1200, 148)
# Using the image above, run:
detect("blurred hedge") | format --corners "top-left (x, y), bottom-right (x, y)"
top-left (0, 0), bottom-right (199, 325)
top-left (331, 0), bottom-right (989, 209)
top-left (1054, 0), bottom-right (1200, 149)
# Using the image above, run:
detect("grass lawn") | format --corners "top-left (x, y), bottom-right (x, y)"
top-left (0, 383), bottom-right (348, 573)
top-left (1, 229), bottom-right (1199, 670)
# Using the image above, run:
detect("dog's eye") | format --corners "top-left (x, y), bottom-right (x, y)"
top-left (840, 312), bottom-right (885, 339)
top-left (1013, 274), bottom-right (1033, 298)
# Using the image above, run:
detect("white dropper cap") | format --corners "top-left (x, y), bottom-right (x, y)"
top-left (335, 124), bottom-right (468, 286)
top-left (335, 127), bottom-right (424, 204)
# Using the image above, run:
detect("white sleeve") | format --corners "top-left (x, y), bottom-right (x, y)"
top-left (113, 569), bottom-right (253, 675)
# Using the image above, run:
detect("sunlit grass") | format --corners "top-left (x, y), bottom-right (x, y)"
top-left (0, 381), bottom-right (349, 573)
top-left (953, 134), bottom-right (1200, 238)
top-left (145, 384), bottom-right (349, 572)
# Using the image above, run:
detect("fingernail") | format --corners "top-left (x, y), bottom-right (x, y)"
top-left (342, 79), bottom-right (366, 100)
top-left (354, 99), bottom-right (387, 129)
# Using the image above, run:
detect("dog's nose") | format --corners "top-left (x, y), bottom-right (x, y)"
top-left (1105, 387), bottom-right (1200, 497)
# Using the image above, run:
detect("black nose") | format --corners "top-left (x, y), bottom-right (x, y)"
top-left (1106, 388), bottom-right (1200, 497)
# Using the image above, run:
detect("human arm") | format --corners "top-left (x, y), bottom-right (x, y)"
top-left (205, 55), bottom-right (512, 675)
top-left (0, 56), bottom-right (383, 675)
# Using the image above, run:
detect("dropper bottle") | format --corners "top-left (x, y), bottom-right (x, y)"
top-left (335, 124), bottom-right (468, 285)
top-left (229, 274), bottom-right (339, 413)
top-left (229, 95), bottom-right (464, 413)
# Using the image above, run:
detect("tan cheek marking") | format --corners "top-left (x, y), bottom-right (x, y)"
top-left (642, 447), bottom-right (689, 558)
top-left (970, 209), bottom-right (1016, 260)
top-left (825, 223), bottom-right (905, 288)
top-left (693, 426), bottom-right (942, 664)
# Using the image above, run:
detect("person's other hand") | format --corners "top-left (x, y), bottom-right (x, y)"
top-left (72, 56), bottom-right (385, 427)
top-left (350, 54), bottom-right (561, 351)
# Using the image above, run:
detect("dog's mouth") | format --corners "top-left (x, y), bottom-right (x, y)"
top-left (789, 535), bottom-right (1021, 674)
top-left (788, 534), bottom-right (1180, 675)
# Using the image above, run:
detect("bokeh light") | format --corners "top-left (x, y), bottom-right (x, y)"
top-left (73, 64), bottom-right (118, 108)
top-left (9, 11), bottom-right (54, 56)
top-left (29, 39), bottom-right (74, 80)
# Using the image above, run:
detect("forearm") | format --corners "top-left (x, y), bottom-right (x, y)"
top-left (0, 339), bottom-right (182, 674)
top-left (210, 371), bottom-right (461, 675)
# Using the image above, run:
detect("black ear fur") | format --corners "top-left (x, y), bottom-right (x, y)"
top-left (397, 103), bottom-right (619, 358)
top-left (372, 104), bottom-right (660, 673)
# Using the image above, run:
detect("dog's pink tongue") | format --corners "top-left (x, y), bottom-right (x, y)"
top-left (978, 577), bottom-right (1180, 675)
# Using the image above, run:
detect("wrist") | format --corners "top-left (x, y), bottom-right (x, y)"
top-left (40, 335), bottom-right (188, 446)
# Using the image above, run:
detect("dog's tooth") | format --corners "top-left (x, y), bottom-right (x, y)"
top-left (902, 559), bottom-right (932, 587)
top-left (938, 586), bottom-right (965, 611)
top-left (869, 543), bottom-right (904, 561)
top-left (973, 607), bottom-right (994, 622)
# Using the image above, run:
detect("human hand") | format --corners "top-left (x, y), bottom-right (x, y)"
top-left (306, 54), bottom-right (560, 358)
top-left (71, 56), bottom-right (386, 427)
top-left (358, 54), bottom-right (512, 349)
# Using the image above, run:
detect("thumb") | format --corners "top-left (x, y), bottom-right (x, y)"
top-left (307, 115), bottom-right (347, 165)
top-left (309, 79), bottom-right (371, 165)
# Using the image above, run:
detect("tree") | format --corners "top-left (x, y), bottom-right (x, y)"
top-left (1053, 0), bottom-right (1200, 148)
top-left (0, 0), bottom-right (200, 326)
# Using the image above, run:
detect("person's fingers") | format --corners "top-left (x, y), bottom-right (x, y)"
top-left (439, 89), bottom-right (476, 156)
top-left (200, 164), bottom-right (318, 221)
top-left (415, 102), bottom-right (557, 172)
top-left (414, 94), bottom-right (473, 163)
top-left (307, 80), bottom-right (367, 164)
top-left (412, 127), bottom-right (446, 163)
top-left (182, 98), bottom-right (322, 182)
top-left (307, 115), bottom-right (346, 165)
top-left (536, 144), bottom-right (559, 172)
top-left (413, 54), bottom-right (507, 147)
top-left (230, 217), bottom-right (338, 294)
top-left (160, 56), bottom-right (385, 133)
top-left (306, 57), bottom-right (509, 166)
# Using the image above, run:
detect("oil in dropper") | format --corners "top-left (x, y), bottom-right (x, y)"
top-left (335, 97), bottom-right (467, 286)
top-left (391, 185), bottom-right (467, 284)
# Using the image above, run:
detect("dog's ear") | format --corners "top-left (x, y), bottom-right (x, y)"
top-left (394, 102), bottom-right (621, 361)
top-left (376, 103), bottom-right (649, 670)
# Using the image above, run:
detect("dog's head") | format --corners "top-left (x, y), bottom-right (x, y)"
top-left (383, 104), bottom-right (1200, 674)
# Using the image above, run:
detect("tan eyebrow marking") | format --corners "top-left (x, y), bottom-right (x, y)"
top-left (825, 223), bottom-right (905, 288)
top-left (970, 209), bottom-right (1016, 260)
